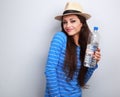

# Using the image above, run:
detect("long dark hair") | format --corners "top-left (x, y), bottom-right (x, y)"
top-left (61, 14), bottom-right (91, 87)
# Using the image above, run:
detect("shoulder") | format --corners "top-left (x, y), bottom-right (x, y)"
top-left (53, 31), bottom-right (67, 39)
top-left (49, 32), bottom-right (67, 51)
top-left (52, 31), bottom-right (67, 43)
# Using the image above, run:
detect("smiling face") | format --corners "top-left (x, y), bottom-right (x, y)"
top-left (62, 14), bottom-right (83, 38)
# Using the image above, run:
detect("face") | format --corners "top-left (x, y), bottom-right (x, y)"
top-left (62, 14), bottom-right (82, 37)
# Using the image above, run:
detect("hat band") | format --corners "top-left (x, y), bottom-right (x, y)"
top-left (63, 10), bottom-right (81, 14)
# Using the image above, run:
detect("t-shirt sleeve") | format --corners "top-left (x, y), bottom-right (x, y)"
top-left (84, 64), bottom-right (98, 84)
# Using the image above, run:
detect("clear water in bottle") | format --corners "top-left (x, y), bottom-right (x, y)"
top-left (84, 26), bottom-right (99, 68)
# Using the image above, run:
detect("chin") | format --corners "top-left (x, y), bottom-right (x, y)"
top-left (67, 33), bottom-right (75, 36)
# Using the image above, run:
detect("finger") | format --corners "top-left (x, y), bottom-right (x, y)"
top-left (93, 51), bottom-right (101, 61)
top-left (97, 48), bottom-right (100, 52)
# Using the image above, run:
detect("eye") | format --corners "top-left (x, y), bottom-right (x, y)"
top-left (62, 21), bottom-right (67, 24)
top-left (70, 20), bottom-right (76, 23)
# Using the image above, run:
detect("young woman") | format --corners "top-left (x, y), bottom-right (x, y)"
top-left (45, 2), bottom-right (101, 97)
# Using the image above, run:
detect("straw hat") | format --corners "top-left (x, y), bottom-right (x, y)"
top-left (55, 2), bottom-right (91, 21)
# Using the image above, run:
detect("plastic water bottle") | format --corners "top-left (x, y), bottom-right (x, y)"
top-left (84, 26), bottom-right (99, 68)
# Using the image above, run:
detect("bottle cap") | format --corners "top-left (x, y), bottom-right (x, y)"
top-left (94, 26), bottom-right (98, 31)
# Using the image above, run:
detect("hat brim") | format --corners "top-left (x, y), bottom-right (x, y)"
top-left (55, 13), bottom-right (91, 21)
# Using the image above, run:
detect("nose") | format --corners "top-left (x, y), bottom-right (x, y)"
top-left (66, 22), bottom-right (71, 28)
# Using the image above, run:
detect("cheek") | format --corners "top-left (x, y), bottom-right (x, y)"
top-left (76, 24), bottom-right (82, 31)
top-left (79, 23), bottom-right (82, 28)
top-left (63, 25), bottom-right (68, 32)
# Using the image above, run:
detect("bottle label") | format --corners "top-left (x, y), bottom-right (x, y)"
top-left (84, 44), bottom-right (98, 67)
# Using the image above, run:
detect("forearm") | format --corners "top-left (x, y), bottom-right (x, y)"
top-left (45, 52), bottom-right (61, 96)
top-left (45, 68), bottom-right (60, 97)
top-left (84, 64), bottom-right (98, 83)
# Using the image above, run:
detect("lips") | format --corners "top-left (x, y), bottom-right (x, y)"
top-left (65, 28), bottom-right (73, 32)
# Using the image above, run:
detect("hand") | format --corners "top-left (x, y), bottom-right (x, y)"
top-left (93, 48), bottom-right (101, 63)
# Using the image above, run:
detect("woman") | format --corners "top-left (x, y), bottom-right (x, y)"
top-left (45, 2), bottom-right (101, 97)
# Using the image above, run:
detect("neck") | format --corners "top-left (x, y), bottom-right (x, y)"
top-left (73, 35), bottom-right (80, 46)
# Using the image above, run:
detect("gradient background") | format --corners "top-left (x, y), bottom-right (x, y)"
top-left (0, 0), bottom-right (120, 97)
